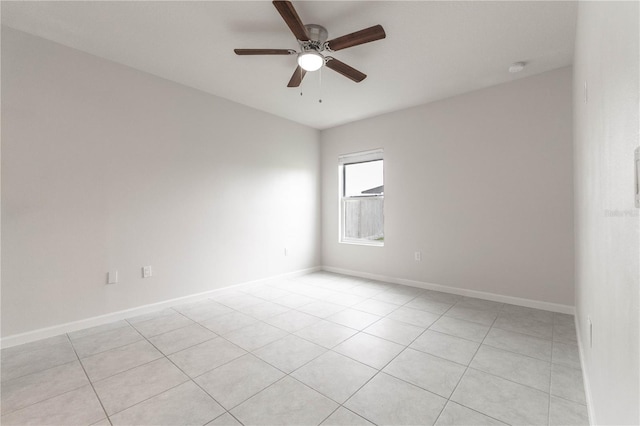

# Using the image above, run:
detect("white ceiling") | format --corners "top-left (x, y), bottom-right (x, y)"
top-left (1, 1), bottom-right (577, 129)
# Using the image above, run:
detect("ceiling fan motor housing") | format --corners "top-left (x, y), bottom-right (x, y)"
top-left (301, 24), bottom-right (328, 52)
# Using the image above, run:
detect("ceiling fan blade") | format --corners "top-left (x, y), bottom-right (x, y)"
top-left (287, 66), bottom-right (307, 87)
top-left (272, 1), bottom-right (310, 41)
top-left (325, 57), bottom-right (367, 83)
top-left (325, 24), bottom-right (386, 52)
top-left (234, 49), bottom-right (296, 55)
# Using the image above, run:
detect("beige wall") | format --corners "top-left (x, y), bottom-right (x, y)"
top-left (321, 67), bottom-right (575, 306)
top-left (1, 28), bottom-right (321, 337)
top-left (573, 2), bottom-right (640, 424)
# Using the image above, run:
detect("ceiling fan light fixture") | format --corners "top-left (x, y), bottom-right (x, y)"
top-left (298, 51), bottom-right (324, 72)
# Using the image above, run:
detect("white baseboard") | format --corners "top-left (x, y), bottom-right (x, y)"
top-left (0, 266), bottom-right (321, 349)
top-left (574, 314), bottom-right (596, 425)
top-left (322, 265), bottom-right (575, 315)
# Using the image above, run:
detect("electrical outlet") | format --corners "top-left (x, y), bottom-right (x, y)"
top-left (142, 266), bottom-right (152, 278)
top-left (107, 271), bottom-right (118, 284)
top-left (414, 251), bottom-right (422, 261)
top-left (588, 316), bottom-right (593, 348)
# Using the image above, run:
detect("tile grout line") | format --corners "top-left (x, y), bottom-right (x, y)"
top-left (64, 334), bottom-right (112, 425)
top-left (432, 310), bottom-right (501, 425)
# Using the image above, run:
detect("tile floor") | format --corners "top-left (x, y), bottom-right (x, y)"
top-left (1, 272), bottom-right (589, 425)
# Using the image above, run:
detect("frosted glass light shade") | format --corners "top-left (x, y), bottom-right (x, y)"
top-left (298, 52), bottom-right (324, 71)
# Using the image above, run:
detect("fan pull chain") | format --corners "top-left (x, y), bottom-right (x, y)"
top-left (318, 66), bottom-right (323, 104)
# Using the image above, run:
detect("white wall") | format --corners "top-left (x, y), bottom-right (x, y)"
top-left (322, 67), bottom-right (574, 306)
top-left (573, 2), bottom-right (640, 424)
top-left (1, 28), bottom-right (321, 338)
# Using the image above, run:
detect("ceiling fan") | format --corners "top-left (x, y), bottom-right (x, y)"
top-left (234, 1), bottom-right (386, 87)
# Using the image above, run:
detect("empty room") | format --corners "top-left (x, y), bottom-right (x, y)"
top-left (1, 1), bottom-right (638, 425)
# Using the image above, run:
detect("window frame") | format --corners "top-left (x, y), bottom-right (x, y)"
top-left (338, 150), bottom-right (384, 247)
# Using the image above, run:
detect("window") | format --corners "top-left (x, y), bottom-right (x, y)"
top-left (339, 150), bottom-right (384, 246)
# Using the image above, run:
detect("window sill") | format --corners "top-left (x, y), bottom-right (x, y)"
top-left (339, 239), bottom-right (384, 247)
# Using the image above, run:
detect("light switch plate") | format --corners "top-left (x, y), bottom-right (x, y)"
top-left (107, 271), bottom-right (118, 285)
top-left (142, 266), bottom-right (152, 278)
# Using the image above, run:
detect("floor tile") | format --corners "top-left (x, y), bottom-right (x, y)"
top-left (549, 396), bottom-right (589, 425)
top-left (404, 297), bottom-right (454, 315)
top-left (1, 361), bottom-right (89, 414)
top-left (501, 304), bottom-right (554, 324)
top-left (444, 305), bottom-right (499, 326)
top-left (72, 326), bottom-right (143, 358)
top-left (552, 341), bottom-right (581, 369)
top-left (319, 291), bottom-right (365, 307)
top-left (93, 357), bottom-right (188, 415)
top-left (291, 351), bottom-right (377, 403)
top-left (130, 312), bottom-right (194, 339)
top-left (230, 376), bottom-right (338, 425)
top-left (109, 381), bottom-right (224, 425)
top-left (351, 299), bottom-right (399, 316)
top-left (272, 293), bottom-right (315, 309)
top-left (264, 310), bottom-right (321, 333)
top-left (386, 306), bottom-right (440, 328)
top-left (554, 313), bottom-right (575, 327)
top-left (493, 313), bottom-right (553, 340)
top-left (456, 298), bottom-right (504, 312)
top-left (90, 418), bottom-right (111, 426)
top-left (298, 301), bottom-right (346, 318)
top-left (216, 294), bottom-right (269, 310)
top-left (168, 337), bottom-right (246, 377)
top-left (174, 300), bottom-right (234, 322)
top-left (483, 327), bottom-right (552, 361)
top-left (68, 320), bottom-right (130, 341)
top-left (321, 407), bottom-right (374, 425)
top-left (237, 301), bottom-right (291, 320)
top-left (345, 284), bottom-right (386, 298)
top-left (410, 330), bottom-right (480, 365)
top-left (126, 308), bottom-right (176, 324)
top-left (200, 311), bottom-right (258, 335)
top-left (0, 335), bottom-right (68, 356)
top-left (372, 290), bottom-right (416, 305)
top-left (363, 317), bottom-right (424, 345)
top-left (435, 401), bottom-right (506, 426)
top-left (81, 340), bottom-right (162, 382)
top-left (196, 354), bottom-right (284, 409)
top-left (553, 322), bottom-right (578, 343)
top-left (326, 309), bottom-right (381, 330)
top-left (0, 385), bottom-right (105, 426)
top-left (470, 345), bottom-right (551, 392)
top-left (148, 323), bottom-right (216, 355)
top-left (1, 339), bottom-right (77, 382)
top-left (383, 348), bottom-right (466, 398)
top-left (224, 322), bottom-right (288, 351)
top-left (451, 368), bottom-right (549, 425)
top-left (253, 335), bottom-right (326, 373)
top-left (430, 316), bottom-right (490, 343)
top-left (550, 363), bottom-right (586, 404)
top-left (420, 290), bottom-right (462, 305)
top-left (251, 286), bottom-right (291, 301)
top-left (345, 373), bottom-right (446, 425)
top-left (333, 333), bottom-right (404, 369)
top-left (294, 320), bottom-right (358, 348)
top-left (206, 412), bottom-right (242, 425)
